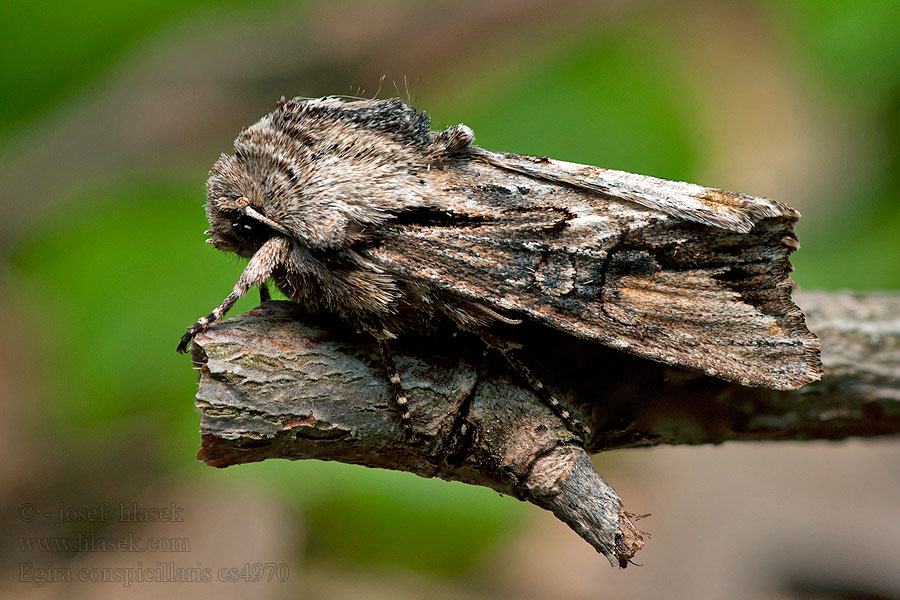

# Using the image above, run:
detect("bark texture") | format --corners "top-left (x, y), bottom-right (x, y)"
top-left (190, 290), bottom-right (899, 566)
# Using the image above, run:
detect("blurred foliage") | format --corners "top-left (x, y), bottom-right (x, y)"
top-left (767, 0), bottom-right (900, 103)
top-left (426, 28), bottom-right (702, 180)
top-left (765, 0), bottom-right (900, 290)
top-left (0, 0), bottom-right (291, 139)
top-left (4, 0), bottom-right (899, 581)
top-left (253, 460), bottom-right (518, 576)
top-left (12, 178), bottom-right (234, 449)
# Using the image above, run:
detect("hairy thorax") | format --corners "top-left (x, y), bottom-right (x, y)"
top-left (269, 240), bottom-right (440, 337)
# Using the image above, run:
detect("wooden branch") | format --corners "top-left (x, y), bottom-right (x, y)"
top-left (189, 290), bottom-right (899, 566)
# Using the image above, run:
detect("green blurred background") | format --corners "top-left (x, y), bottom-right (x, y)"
top-left (2, 1), bottom-right (898, 598)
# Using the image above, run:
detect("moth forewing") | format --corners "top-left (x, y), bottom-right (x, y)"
top-left (469, 148), bottom-right (799, 234)
top-left (370, 145), bottom-right (821, 391)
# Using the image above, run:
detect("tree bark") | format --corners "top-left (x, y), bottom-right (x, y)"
top-left (189, 290), bottom-right (899, 567)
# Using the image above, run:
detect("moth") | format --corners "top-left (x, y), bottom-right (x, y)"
top-left (178, 96), bottom-right (822, 437)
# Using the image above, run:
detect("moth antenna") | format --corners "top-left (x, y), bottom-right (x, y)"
top-left (478, 304), bottom-right (521, 325)
top-left (243, 205), bottom-right (291, 236)
top-left (235, 197), bottom-right (293, 237)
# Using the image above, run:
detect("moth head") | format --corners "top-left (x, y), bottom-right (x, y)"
top-left (202, 96), bottom-right (473, 254)
top-left (203, 153), bottom-right (292, 258)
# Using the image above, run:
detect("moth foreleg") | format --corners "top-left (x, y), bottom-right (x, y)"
top-left (500, 349), bottom-right (592, 442)
top-left (377, 340), bottom-right (413, 438)
top-left (258, 282), bottom-right (271, 303)
top-left (177, 292), bottom-right (241, 354)
top-left (177, 236), bottom-right (289, 353)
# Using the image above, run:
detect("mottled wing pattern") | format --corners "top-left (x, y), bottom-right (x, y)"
top-left (367, 156), bottom-right (822, 390)
top-left (471, 148), bottom-right (798, 234)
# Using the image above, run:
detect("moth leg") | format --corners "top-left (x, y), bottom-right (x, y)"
top-left (442, 303), bottom-right (589, 440)
top-left (499, 349), bottom-right (592, 442)
top-left (177, 236), bottom-right (289, 353)
top-left (258, 282), bottom-right (271, 303)
top-left (377, 340), bottom-right (414, 438)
